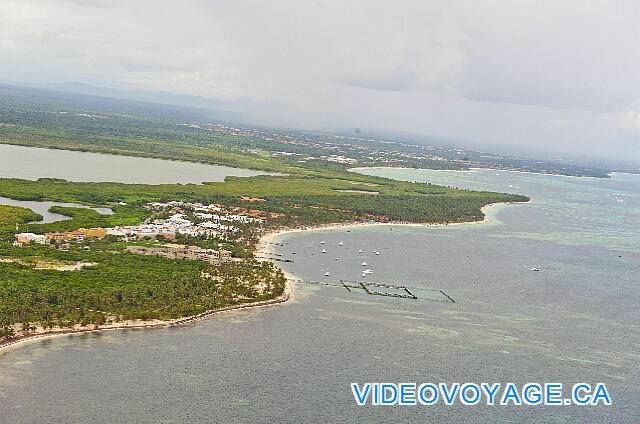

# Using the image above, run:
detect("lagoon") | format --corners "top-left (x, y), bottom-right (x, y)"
top-left (0, 144), bottom-right (274, 184)
top-left (0, 196), bottom-right (113, 223)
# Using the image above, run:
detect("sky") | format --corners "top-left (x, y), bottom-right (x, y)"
top-left (1, 0), bottom-right (639, 161)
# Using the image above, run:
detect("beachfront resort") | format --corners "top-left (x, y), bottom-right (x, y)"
top-left (13, 200), bottom-right (271, 245)
top-left (11, 200), bottom-right (272, 265)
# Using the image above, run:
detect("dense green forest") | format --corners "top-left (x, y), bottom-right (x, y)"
top-left (0, 242), bottom-right (285, 339)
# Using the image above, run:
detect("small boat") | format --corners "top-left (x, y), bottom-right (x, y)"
top-left (334, 257), bottom-right (339, 261)
top-left (361, 262), bottom-right (368, 266)
top-left (320, 241), bottom-right (325, 245)
top-left (324, 271), bottom-right (330, 276)
top-left (374, 251), bottom-right (380, 255)
top-left (338, 241), bottom-right (344, 246)
top-left (321, 249), bottom-right (326, 253)
top-left (357, 249), bottom-right (363, 253)
top-left (363, 269), bottom-right (373, 274)
top-left (529, 267), bottom-right (540, 272)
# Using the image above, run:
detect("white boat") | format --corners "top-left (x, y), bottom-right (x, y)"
top-left (321, 249), bottom-right (326, 253)
top-left (530, 267), bottom-right (540, 272)
top-left (338, 241), bottom-right (344, 246)
top-left (374, 251), bottom-right (380, 255)
top-left (320, 241), bottom-right (325, 244)
top-left (334, 257), bottom-right (339, 261)
top-left (357, 249), bottom-right (363, 253)
top-left (363, 269), bottom-right (373, 274)
top-left (324, 271), bottom-right (330, 276)
top-left (361, 261), bottom-right (368, 266)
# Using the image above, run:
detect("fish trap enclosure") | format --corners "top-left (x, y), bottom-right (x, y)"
top-left (294, 280), bottom-right (455, 303)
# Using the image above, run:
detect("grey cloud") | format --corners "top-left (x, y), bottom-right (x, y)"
top-left (61, 0), bottom-right (122, 8)
top-left (0, 0), bottom-right (638, 161)
top-left (335, 71), bottom-right (418, 92)
top-left (453, 0), bottom-right (640, 113)
top-left (118, 59), bottom-right (193, 73)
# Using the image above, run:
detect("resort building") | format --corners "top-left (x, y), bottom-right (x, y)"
top-left (126, 245), bottom-right (232, 265)
top-left (14, 233), bottom-right (46, 246)
top-left (111, 224), bottom-right (178, 240)
top-left (45, 228), bottom-right (106, 243)
top-left (194, 213), bottom-right (261, 224)
top-left (45, 231), bottom-right (85, 243)
top-left (167, 213), bottom-right (192, 226)
top-left (78, 227), bottom-right (107, 238)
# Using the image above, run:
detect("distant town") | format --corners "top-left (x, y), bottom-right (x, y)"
top-left (180, 122), bottom-right (617, 178)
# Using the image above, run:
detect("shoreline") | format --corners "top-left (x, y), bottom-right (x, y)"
top-left (0, 201), bottom-right (518, 354)
top-left (350, 165), bottom-right (610, 180)
top-left (252, 200), bottom-right (522, 288)
top-left (255, 201), bottom-right (516, 244)
top-left (0, 291), bottom-right (291, 353)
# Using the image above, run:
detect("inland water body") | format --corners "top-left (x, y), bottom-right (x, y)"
top-left (0, 196), bottom-right (113, 224)
top-left (0, 144), bottom-right (274, 184)
top-left (1, 168), bottom-right (638, 423)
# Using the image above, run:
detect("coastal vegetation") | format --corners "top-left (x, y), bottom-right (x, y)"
top-left (0, 174), bottom-right (524, 232)
top-left (0, 84), bottom-right (529, 342)
top-left (0, 241), bottom-right (285, 337)
top-left (0, 204), bottom-right (42, 229)
top-left (0, 171), bottom-right (524, 339)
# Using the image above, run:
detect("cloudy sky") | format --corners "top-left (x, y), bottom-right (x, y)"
top-left (1, 0), bottom-right (639, 161)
